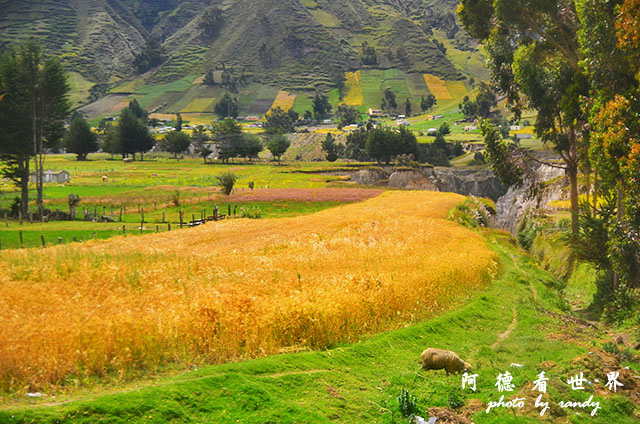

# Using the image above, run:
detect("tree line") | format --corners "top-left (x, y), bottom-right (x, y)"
top-left (458, 0), bottom-right (640, 315)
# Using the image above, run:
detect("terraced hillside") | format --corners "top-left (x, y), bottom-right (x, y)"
top-left (0, 0), bottom-right (485, 111)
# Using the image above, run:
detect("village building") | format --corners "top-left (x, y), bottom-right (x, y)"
top-left (30, 170), bottom-right (70, 184)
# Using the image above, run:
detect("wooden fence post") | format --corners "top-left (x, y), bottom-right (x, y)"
top-left (19, 230), bottom-right (23, 248)
top-left (4, 212), bottom-right (8, 227)
top-left (73, 237), bottom-right (77, 242)
top-left (123, 225), bottom-right (126, 235)
top-left (19, 210), bottom-right (22, 225)
top-left (40, 234), bottom-right (45, 248)
top-left (180, 211), bottom-right (183, 228)
top-left (119, 207), bottom-right (123, 222)
top-left (168, 222), bottom-right (171, 231)
top-left (58, 237), bottom-right (62, 245)
top-left (162, 211), bottom-right (166, 223)
top-left (228, 204), bottom-right (231, 218)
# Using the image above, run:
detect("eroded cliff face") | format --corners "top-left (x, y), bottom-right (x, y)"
top-left (494, 161), bottom-right (567, 234)
top-left (326, 166), bottom-right (507, 200)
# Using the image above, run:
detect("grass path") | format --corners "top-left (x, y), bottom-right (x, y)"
top-left (2, 232), bottom-right (638, 423)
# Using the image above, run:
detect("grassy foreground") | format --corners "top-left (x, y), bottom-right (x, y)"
top-left (1, 232), bottom-right (637, 423)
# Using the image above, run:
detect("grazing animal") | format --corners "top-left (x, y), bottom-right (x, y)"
top-left (421, 348), bottom-right (471, 375)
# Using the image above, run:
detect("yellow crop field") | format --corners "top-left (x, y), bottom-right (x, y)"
top-left (446, 80), bottom-right (469, 100)
top-left (343, 71), bottom-right (364, 106)
top-left (0, 191), bottom-right (497, 392)
top-left (424, 74), bottom-right (453, 100)
top-left (268, 91), bottom-right (297, 112)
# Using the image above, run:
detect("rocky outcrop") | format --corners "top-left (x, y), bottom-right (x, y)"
top-left (433, 167), bottom-right (507, 201)
top-left (494, 161), bottom-right (567, 234)
top-left (389, 169), bottom-right (438, 190)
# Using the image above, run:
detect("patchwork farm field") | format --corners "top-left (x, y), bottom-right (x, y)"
top-left (0, 191), bottom-right (497, 393)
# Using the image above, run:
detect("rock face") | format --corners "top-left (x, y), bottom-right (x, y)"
top-left (433, 168), bottom-right (507, 201)
top-left (389, 170), bottom-right (438, 190)
top-left (494, 162), bottom-right (566, 234)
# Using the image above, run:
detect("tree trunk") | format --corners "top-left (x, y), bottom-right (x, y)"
top-left (20, 159), bottom-right (29, 218)
top-left (568, 163), bottom-right (579, 235)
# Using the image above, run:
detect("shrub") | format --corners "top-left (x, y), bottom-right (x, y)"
top-left (447, 388), bottom-right (465, 409)
top-left (397, 388), bottom-right (419, 418)
top-left (216, 171), bottom-right (237, 195)
top-left (170, 190), bottom-right (181, 207)
top-left (248, 181), bottom-right (255, 190)
top-left (239, 206), bottom-right (261, 219)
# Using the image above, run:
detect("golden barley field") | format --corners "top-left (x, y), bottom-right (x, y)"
top-left (0, 191), bottom-right (497, 392)
top-left (343, 71), bottom-right (364, 106)
top-left (423, 74), bottom-right (453, 100)
top-left (268, 91), bottom-right (297, 112)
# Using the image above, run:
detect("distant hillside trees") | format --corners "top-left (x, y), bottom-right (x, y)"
top-left (421, 94), bottom-right (436, 112)
top-left (199, 6), bottom-right (224, 39)
top-left (331, 69), bottom-right (346, 98)
top-left (360, 41), bottom-right (378, 65)
top-left (459, 83), bottom-right (497, 119)
top-left (64, 115), bottom-right (98, 160)
top-left (381, 88), bottom-right (397, 113)
top-left (0, 39), bottom-right (70, 218)
top-left (133, 38), bottom-right (165, 74)
top-left (160, 131), bottom-right (191, 159)
top-left (264, 107), bottom-right (295, 134)
top-left (405, 98), bottom-right (412, 116)
top-left (312, 94), bottom-right (332, 120)
top-left (266, 134), bottom-right (290, 163)
top-left (336, 104), bottom-right (360, 129)
top-left (321, 134), bottom-right (343, 162)
top-left (214, 94), bottom-right (239, 119)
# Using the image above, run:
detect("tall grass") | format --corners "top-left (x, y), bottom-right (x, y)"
top-left (0, 191), bottom-right (497, 393)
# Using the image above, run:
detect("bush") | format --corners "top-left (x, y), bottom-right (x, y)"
top-left (216, 171), bottom-right (237, 195)
top-left (239, 206), bottom-right (261, 219)
top-left (170, 191), bottom-right (181, 207)
top-left (397, 388), bottom-right (419, 418)
top-left (448, 197), bottom-right (496, 228)
top-left (248, 181), bottom-right (255, 190)
top-left (447, 388), bottom-right (465, 409)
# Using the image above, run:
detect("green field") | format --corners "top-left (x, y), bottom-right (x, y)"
top-left (0, 155), bottom-right (370, 249)
top-left (2, 232), bottom-right (637, 422)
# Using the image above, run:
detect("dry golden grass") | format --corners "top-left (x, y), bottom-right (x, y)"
top-left (343, 71), bottom-right (364, 106)
top-left (268, 91), bottom-right (297, 112)
top-left (0, 191), bottom-right (497, 392)
top-left (424, 74), bottom-right (453, 100)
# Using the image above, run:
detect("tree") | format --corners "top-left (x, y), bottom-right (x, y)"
top-left (459, 83), bottom-right (497, 119)
top-left (266, 134), bottom-right (290, 163)
top-left (192, 125), bottom-right (212, 163)
top-left (214, 94), bottom-right (239, 119)
top-left (458, 0), bottom-right (586, 235)
top-left (438, 122), bottom-right (451, 136)
top-left (360, 41), bottom-right (378, 65)
top-left (336, 104), bottom-right (360, 129)
top-left (161, 131), bottom-right (191, 159)
top-left (64, 114), bottom-right (98, 160)
top-left (133, 38), bottom-right (165, 74)
top-left (203, 70), bottom-right (216, 86)
top-left (405, 98), bottom-right (412, 116)
top-left (322, 133), bottom-right (341, 162)
top-left (365, 127), bottom-right (417, 164)
top-left (118, 107), bottom-right (155, 160)
top-left (240, 135), bottom-right (263, 161)
top-left (331, 69), bottom-right (346, 98)
top-left (175, 113), bottom-right (183, 132)
top-left (421, 94), bottom-right (436, 112)
top-left (200, 6), bottom-right (224, 38)
top-left (345, 128), bottom-right (369, 161)
top-left (211, 118), bottom-right (243, 163)
top-left (0, 40), bottom-right (70, 218)
top-left (312, 94), bottom-right (332, 121)
top-left (382, 88), bottom-right (397, 113)
top-left (216, 171), bottom-right (236, 195)
top-left (128, 99), bottom-right (148, 121)
top-left (101, 123), bottom-right (121, 159)
top-left (264, 107), bottom-right (295, 134)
